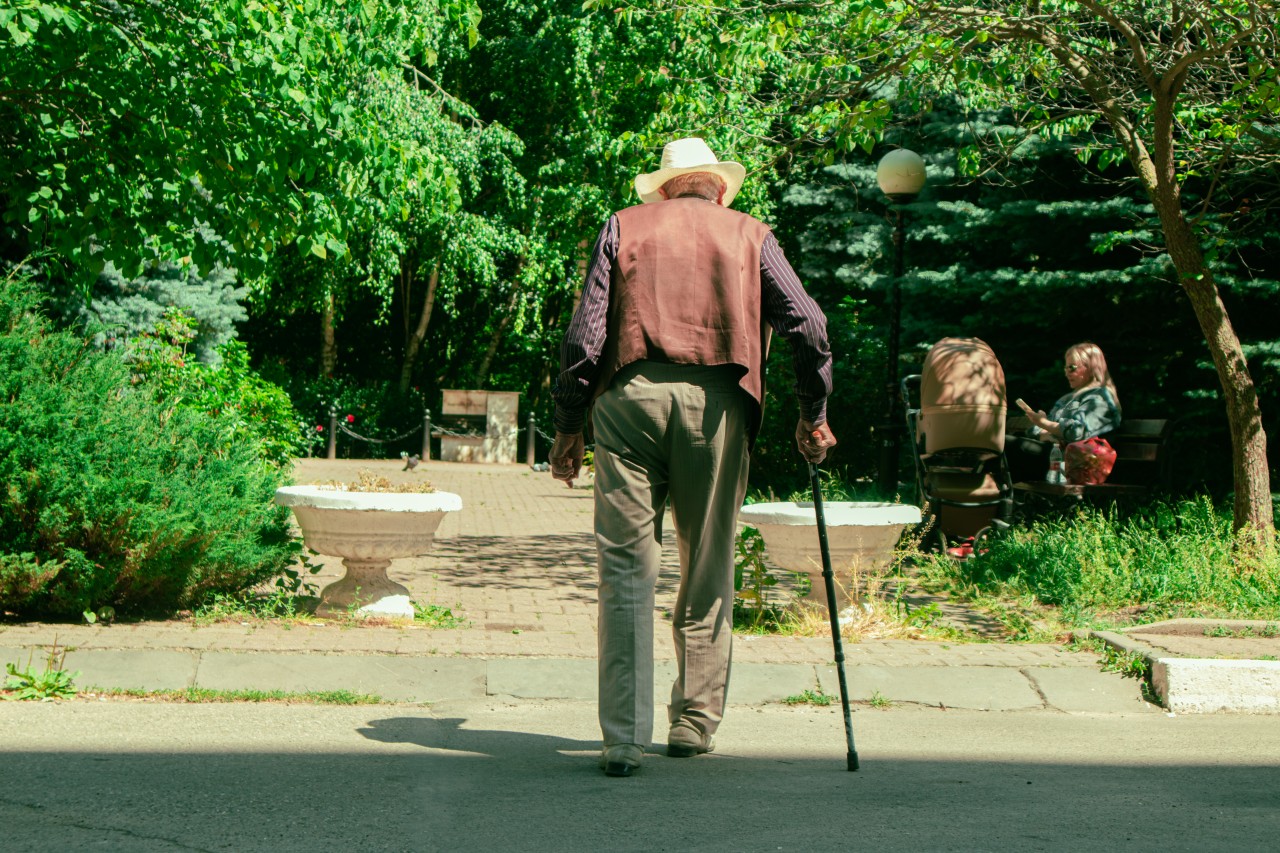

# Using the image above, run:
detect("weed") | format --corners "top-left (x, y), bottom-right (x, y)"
top-left (3, 642), bottom-right (78, 701)
top-left (193, 588), bottom-right (317, 625)
top-left (782, 689), bottom-right (834, 706)
top-left (1099, 645), bottom-right (1151, 679)
top-left (868, 690), bottom-right (892, 708)
top-left (733, 525), bottom-right (783, 630)
top-left (412, 601), bottom-right (467, 629)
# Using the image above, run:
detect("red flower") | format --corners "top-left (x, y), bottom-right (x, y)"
top-left (316, 425), bottom-right (324, 432)
top-left (346, 414), bottom-right (355, 423)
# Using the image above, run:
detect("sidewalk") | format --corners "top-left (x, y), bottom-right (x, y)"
top-left (0, 459), bottom-right (1155, 714)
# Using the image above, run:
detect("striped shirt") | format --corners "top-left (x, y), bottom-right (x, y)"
top-left (552, 212), bottom-right (832, 434)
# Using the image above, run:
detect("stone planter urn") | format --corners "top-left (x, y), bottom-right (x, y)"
top-left (274, 486), bottom-right (462, 619)
top-left (737, 501), bottom-right (921, 611)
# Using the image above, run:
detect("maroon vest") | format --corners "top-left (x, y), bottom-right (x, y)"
top-left (598, 197), bottom-right (772, 436)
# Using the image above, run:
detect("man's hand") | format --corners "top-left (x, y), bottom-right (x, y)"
top-left (796, 420), bottom-right (836, 464)
top-left (549, 431), bottom-right (585, 486)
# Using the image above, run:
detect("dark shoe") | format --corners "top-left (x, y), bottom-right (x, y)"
top-left (599, 744), bottom-right (642, 777)
top-left (667, 720), bottom-right (714, 758)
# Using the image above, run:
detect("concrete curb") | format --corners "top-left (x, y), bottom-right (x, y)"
top-left (0, 644), bottom-right (1157, 713)
top-left (1089, 629), bottom-right (1280, 714)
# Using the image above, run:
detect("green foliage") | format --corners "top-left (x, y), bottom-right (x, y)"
top-left (0, 272), bottom-right (298, 618)
top-left (1098, 645), bottom-right (1151, 681)
top-left (67, 261), bottom-right (247, 366)
top-left (782, 688), bottom-right (834, 707)
top-left (934, 497), bottom-right (1280, 624)
top-left (3, 644), bottom-right (78, 701)
top-left (734, 524), bottom-right (782, 629)
top-left (1, 0), bottom-right (482, 280)
top-left (264, 372), bottom-right (427, 460)
top-left (127, 310), bottom-right (309, 467)
top-left (412, 601), bottom-right (467, 628)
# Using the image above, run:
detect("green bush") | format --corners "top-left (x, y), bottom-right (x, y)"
top-left (125, 310), bottom-right (309, 467)
top-left (948, 497), bottom-right (1280, 622)
top-left (0, 273), bottom-right (298, 618)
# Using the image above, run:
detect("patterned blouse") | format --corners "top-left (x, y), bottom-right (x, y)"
top-left (1031, 386), bottom-right (1122, 444)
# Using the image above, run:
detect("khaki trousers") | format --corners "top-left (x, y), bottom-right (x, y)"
top-left (592, 361), bottom-right (751, 747)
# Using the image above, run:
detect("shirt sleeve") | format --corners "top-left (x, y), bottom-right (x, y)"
top-left (760, 231), bottom-right (833, 425)
top-left (551, 216), bottom-right (617, 434)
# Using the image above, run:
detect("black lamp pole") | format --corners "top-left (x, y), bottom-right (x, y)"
top-left (877, 203), bottom-right (908, 496)
top-left (874, 149), bottom-right (926, 498)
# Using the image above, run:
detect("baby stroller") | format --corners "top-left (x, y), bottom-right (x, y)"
top-left (901, 337), bottom-right (1015, 555)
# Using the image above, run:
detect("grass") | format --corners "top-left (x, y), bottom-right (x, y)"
top-left (1203, 623), bottom-right (1280, 638)
top-left (78, 687), bottom-right (388, 704)
top-left (911, 496), bottom-right (1280, 634)
top-left (191, 589), bottom-right (468, 629)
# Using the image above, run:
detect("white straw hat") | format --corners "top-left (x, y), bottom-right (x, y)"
top-left (634, 137), bottom-right (746, 206)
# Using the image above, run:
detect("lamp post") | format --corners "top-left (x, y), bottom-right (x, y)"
top-left (875, 148), bottom-right (926, 497)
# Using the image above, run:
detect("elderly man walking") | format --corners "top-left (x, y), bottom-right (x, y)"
top-left (550, 138), bottom-right (835, 777)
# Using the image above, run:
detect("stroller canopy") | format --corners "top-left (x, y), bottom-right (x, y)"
top-left (918, 337), bottom-right (1007, 454)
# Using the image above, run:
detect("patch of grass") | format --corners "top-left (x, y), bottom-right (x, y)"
top-left (412, 601), bottom-right (467, 629)
top-left (81, 687), bottom-right (387, 704)
top-left (868, 690), bottom-right (892, 709)
top-left (192, 589), bottom-right (319, 626)
top-left (910, 497), bottom-right (1280, 632)
top-left (782, 688), bottom-right (834, 706)
top-left (1203, 623), bottom-right (1280, 639)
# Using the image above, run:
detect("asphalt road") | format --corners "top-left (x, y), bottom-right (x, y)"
top-left (3, 698), bottom-right (1278, 852)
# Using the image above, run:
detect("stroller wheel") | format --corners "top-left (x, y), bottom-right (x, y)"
top-left (972, 525), bottom-right (1001, 557)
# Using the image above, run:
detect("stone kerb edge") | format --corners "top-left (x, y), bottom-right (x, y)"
top-left (1090, 629), bottom-right (1280, 714)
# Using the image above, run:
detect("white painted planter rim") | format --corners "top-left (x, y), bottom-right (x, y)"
top-left (274, 485), bottom-right (463, 513)
top-left (738, 501), bottom-right (921, 527)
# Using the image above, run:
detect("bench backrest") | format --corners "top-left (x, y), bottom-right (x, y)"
top-left (1005, 415), bottom-right (1171, 488)
top-left (1096, 419), bottom-right (1171, 487)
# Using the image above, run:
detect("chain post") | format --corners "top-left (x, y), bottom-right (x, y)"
top-left (422, 409), bottom-right (432, 461)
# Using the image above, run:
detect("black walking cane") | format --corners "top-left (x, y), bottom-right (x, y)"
top-left (809, 461), bottom-right (860, 772)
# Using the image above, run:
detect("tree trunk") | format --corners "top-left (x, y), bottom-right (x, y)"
top-left (476, 266), bottom-right (525, 387)
top-left (398, 262), bottom-right (439, 394)
top-left (1154, 204), bottom-right (1272, 536)
top-left (321, 291), bottom-right (337, 378)
top-left (1147, 91), bottom-right (1272, 537)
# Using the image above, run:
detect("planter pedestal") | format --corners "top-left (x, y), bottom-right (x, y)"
top-left (737, 501), bottom-right (922, 613)
top-left (314, 558), bottom-right (412, 618)
top-left (274, 486), bottom-right (463, 619)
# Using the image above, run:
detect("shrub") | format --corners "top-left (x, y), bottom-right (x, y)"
top-left (127, 310), bottom-right (309, 467)
top-left (0, 273), bottom-right (298, 617)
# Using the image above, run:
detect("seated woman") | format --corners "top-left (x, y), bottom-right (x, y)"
top-left (1007, 341), bottom-right (1122, 482)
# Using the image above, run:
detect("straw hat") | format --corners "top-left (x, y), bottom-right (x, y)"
top-left (634, 137), bottom-right (746, 206)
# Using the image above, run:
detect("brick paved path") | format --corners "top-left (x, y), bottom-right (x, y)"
top-left (287, 459), bottom-right (1091, 667)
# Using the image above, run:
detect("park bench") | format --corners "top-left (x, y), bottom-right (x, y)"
top-left (1009, 417), bottom-right (1173, 506)
top-left (434, 390), bottom-right (519, 464)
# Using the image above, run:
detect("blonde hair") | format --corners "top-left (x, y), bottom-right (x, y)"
top-left (660, 171), bottom-right (726, 202)
top-left (1066, 341), bottom-right (1121, 413)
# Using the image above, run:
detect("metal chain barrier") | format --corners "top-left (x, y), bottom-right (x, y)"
top-left (324, 405), bottom-right (560, 466)
top-left (336, 420), bottom-right (423, 445)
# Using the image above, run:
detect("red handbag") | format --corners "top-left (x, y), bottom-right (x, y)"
top-left (1064, 437), bottom-right (1117, 485)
